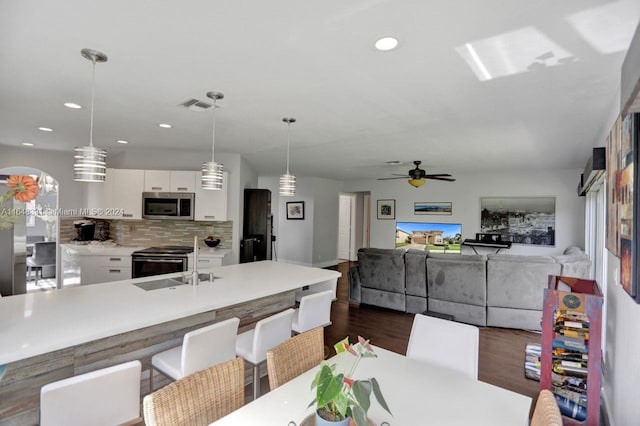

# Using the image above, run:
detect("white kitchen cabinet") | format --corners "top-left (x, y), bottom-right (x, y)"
top-left (144, 170), bottom-right (196, 192)
top-left (170, 171), bottom-right (196, 192)
top-left (111, 169), bottom-right (144, 219)
top-left (194, 171), bottom-right (228, 221)
top-left (80, 255), bottom-right (131, 285)
top-left (144, 170), bottom-right (171, 192)
top-left (187, 249), bottom-right (231, 270)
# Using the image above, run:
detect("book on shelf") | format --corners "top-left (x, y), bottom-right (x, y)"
top-left (553, 336), bottom-right (588, 353)
top-left (552, 386), bottom-right (587, 408)
top-left (554, 393), bottom-right (588, 422)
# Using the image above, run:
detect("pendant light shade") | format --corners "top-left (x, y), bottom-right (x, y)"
top-left (279, 117), bottom-right (296, 196)
top-left (202, 91), bottom-right (224, 190)
top-left (74, 49), bottom-right (108, 182)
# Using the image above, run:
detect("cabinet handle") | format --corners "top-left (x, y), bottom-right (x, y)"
top-left (123, 213), bottom-right (133, 218)
top-left (109, 258), bottom-right (122, 261)
top-left (108, 269), bottom-right (121, 273)
top-left (177, 187), bottom-right (188, 191)
top-left (198, 259), bottom-right (210, 263)
top-left (151, 186), bottom-right (163, 190)
top-left (204, 215), bottom-right (215, 219)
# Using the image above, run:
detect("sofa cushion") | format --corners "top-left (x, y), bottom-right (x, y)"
top-left (357, 248), bottom-right (405, 293)
top-left (487, 254), bottom-right (561, 310)
top-left (405, 249), bottom-right (427, 297)
top-left (427, 254), bottom-right (487, 306)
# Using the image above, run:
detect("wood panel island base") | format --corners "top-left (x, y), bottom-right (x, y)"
top-left (0, 261), bottom-right (340, 426)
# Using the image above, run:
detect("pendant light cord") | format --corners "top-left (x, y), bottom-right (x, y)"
top-left (211, 99), bottom-right (217, 163)
top-left (286, 121), bottom-right (291, 174)
top-left (89, 58), bottom-right (96, 147)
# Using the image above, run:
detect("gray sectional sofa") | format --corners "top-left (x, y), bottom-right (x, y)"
top-left (349, 246), bottom-right (591, 331)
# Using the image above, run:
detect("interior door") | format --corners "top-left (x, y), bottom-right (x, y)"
top-left (338, 195), bottom-right (352, 260)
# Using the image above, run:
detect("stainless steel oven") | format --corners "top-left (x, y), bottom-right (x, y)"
top-left (131, 246), bottom-right (193, 278)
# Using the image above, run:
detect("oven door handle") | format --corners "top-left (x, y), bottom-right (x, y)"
top-left (132, 258), bottom-right (184, 264)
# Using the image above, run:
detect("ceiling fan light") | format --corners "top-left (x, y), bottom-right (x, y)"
top-left (408, 178), bottom-right (425, 188)
top-left (201, 161), bottom-right (224, 190)
top-left (279, 173), bottom-right (296, 196)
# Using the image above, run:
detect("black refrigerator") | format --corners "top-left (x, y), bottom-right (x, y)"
top-left (241, 189), bottom-right (272, 263)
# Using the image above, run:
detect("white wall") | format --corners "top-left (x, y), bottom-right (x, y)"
top-left (259, 176), bottom-right (341, 267)
top-left (344, 169), bottom-right (584, 256)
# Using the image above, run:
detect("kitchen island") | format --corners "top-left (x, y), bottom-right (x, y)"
top-left (0, 261), bottom-right (340, 426)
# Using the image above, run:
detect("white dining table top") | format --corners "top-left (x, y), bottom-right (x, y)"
top-left (212, 346), bottom-right (532, 426)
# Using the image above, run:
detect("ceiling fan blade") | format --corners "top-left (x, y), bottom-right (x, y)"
top-left (391, 174), bottom-right (411, 177)
top-left (424, 174), bottom-right (452, 177)
top-left (377, 177), bottom-right (411, 180)
top-left (425, 176), bottom-right (456, 182)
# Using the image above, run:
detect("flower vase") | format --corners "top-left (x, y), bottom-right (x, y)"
top-left (315, 410), bottom-right (350, 426)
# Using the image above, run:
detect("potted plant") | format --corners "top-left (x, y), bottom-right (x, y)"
top-left (309, 336), bottom-right (392, 426)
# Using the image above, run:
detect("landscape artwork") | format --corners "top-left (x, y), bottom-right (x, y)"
top-left (618, 113), bottom-right (635, 298)
top-left (396, 221), bottom-right (462, 253)
top-left (480, 197), bottom-right (556, 246)
top-left (414, 202), bottom-right (452, 215)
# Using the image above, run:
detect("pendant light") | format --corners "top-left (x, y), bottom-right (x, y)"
top-left (73, 49), bottom-right (108, 182)
top-left (279, 117), bottom-right (296, 196)
top-left (201, 91), bottom-right (224, 190)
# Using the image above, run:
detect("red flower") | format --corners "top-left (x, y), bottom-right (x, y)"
top-left (6, 175), bottom-right (39, 202)
top-left (343, 377), bottom-right (354, 388)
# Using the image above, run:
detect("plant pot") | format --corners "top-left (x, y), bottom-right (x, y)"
top-left (315, 409), bottom-right (350, 426)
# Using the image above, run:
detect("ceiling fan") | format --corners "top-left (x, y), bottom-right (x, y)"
top-left (377, 161), bottom-right (456, 188)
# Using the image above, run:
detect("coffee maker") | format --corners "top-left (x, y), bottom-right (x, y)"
top-left (74, 220), bottom-right (95, 241)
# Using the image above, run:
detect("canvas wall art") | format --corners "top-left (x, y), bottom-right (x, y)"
top-left (414, 202), bottom-right (452, 215)
top-left (480, 196), bottom-right (556, 246)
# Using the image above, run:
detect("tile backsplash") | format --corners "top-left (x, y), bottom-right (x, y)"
top-left (59, 217), bottom-right (232, 248)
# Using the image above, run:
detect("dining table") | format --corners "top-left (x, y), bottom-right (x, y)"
top-left (210, 345), bottom-right (532, 425)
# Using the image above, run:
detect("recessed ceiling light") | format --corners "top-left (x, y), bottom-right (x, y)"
top-left (38, 127), bottom-right (53, 132)
top-left (22, 142), bottom-right (34, 147)
top-left (159, 123), bottom-right (172, 129)
top-left (375, 37), bottom-right (399, 51)
top-left (116, 139), bottom-right (129, 144)
top-left (64, 102), bottom-right (82, 109)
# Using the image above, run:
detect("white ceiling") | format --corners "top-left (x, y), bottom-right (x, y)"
top-left (1, 0), bottom-right (639, 180)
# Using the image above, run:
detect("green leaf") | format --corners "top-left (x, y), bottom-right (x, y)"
top-left (333, 391), bottom-right (349, 417)
top-left (352, 380), bottom-right (372, 413)
top-left (371, 378), bottom-right (392, 415)
top-left (352, 405), bottom-right (368, 426)
top-left (315, 365), bottom-right (344, 409)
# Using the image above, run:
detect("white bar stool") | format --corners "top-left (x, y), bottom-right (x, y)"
top-left (40, 360), bottom-right (142, 426)
top-left (291, 290), bottom-right (334, 334)
top-left (150, 317), bottom-right (240, 391)
top-left (235, 308), bottom-right (295, 401)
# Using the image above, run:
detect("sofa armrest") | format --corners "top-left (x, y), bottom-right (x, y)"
top-left (349, 265), bottom-right (362, 303)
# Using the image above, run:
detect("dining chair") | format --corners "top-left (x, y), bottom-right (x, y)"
top-left (266, 326), bottom-right (324, 390)
top-left (150, 317), bottom-right (240, 391)
top-left (143, 357), bottom-right (245, 426)
top-left (291, 290), bottom-right (334, 334)
top-left (530, 389), bottom-right (562, 426)
top-left (40, 360), bottom-right (142, 426)
top-left (235, 308), bottom-right (295, 401)
top-left (27, 241), bottom-right (56, 285)
top-left (406, 313), bottom-right (480, 379)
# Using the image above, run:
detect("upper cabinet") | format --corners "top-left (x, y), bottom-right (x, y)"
top-left (111, 169), bottom-right (145, 219)
top-left (194, 171), bottom-right (228, 221)
top-left (144, 170), bottom-right (196, 192)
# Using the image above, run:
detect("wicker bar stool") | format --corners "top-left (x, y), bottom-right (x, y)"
top-left (143, 357), bottom-right (245, 426)
top-left (266, 326), bottom-right (324, 390)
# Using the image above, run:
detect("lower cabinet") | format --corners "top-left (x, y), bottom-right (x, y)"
top-left (79, 255), bottom-right (132, 285)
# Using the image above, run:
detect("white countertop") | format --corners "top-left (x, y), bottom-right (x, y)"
top-left (0, 261), bottom-right (340, 365)
top-left (59, 243), bottom-right (145, 256)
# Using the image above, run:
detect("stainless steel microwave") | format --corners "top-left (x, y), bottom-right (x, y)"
top-left (142, 192), bottom-right (194, 220)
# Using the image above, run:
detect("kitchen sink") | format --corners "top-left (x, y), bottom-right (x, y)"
top-left (133, 273), bottom-right (221, 291)
top-left (133, 278), bottom-right (186, 291)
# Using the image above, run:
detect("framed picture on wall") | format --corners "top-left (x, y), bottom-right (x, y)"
top-left (414, 201), bottom-right (452, 215)
top-left (286, 201), bottom-right (305, 220)
top-left (377, 199), bottom-right (395, 220)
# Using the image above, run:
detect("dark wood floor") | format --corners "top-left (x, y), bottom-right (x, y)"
top-left (324, 261), bottom-right (541, 403)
